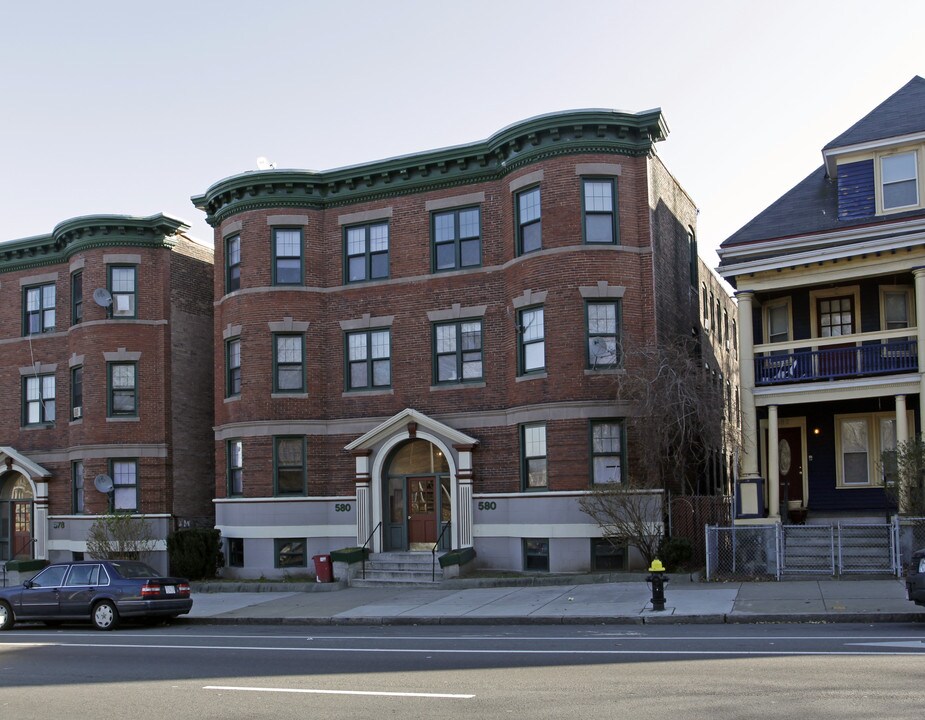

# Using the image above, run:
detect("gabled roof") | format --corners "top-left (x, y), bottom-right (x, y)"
top-left (824, 76), bottom-right (925, 151)
top-left (344, 408), bottom-right (478, 452)
top-left (720, 77), bottom-right (925, 254)
top-left (0, 447), bottom-right (51, 478)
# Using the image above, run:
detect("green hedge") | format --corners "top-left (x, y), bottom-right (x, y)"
top-left (330, 547), bottom-right (369, 564)
top-left (167, 528), bottom-right (222, 579)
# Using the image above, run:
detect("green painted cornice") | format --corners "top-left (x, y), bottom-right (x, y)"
top-left (0, 214), bottom-right (190, 274)
top-left (192, 108), bottom-right (668, 227)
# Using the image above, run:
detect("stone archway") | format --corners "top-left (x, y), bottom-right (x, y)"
top-left (0, 473), bottom-right (34, 561)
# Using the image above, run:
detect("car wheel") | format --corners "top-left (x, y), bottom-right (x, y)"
top-left (0, 601), bottom-right (13, 631)
top-left (91, 601), bottom-right (119, 631)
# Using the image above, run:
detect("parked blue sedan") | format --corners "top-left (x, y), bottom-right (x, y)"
top-left (0, 560), bottom-right (192, 630)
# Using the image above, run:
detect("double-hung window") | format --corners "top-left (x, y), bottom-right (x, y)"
top-left (521, 423), bottom-right (548, 490)
top-left (591, 420), bottom-right (622, 484)
top-left (71, 366), bottom-right (83, 420)
top-left (272, 228), bottom-right (303, 285)
top-left (24, 374), bottom-right (55, 425)
top-left (433, 207), bottom-right (481, 270)
top-left (228, 440), bottom-right (243, 496)
top-left (346, 329), bottom-right (390, 390)
top-left (72, 461), bottom-right (85, 514)
top-left (24, 284), bottom-right (55, 335)
top-left (883, 289), bottom-right (912, 330)
top-left (582, 178), bottom-right (617, 244)
top-left (226, 234), bottom-right (241, 293)
top-left (109, 266), bottom-right (136, 318)
top-left (767, 301), bottom-right (790, 344)
top-left (108, 363), bottom-right (137, 417)
top-left (839, 417), bottom-right (870, 486)
top-left (434, 320), bottom-right (483, 383)
top-left (71, 272), bottom-right (83, 325)
top-left (111, 459), bottom-right (138, 511)
top-left (516, 187), bottom-right (542, 254)
top-left (274, 334), bottom-right (305, 393)
top-left (274, 436), bottom-right (306, 496)
top-left (226, 338), bottom-right (241, 397)
top-left (586, 301), bottom-right (620, 368)
top-left (518, 306), bottom-right (545, 374)
top-left (346, 222), bottom-right (389, 282)
top-left (881, 151), bottom-right (918, 210)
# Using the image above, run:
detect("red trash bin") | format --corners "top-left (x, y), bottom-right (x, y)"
top-left (312, 554), bottom-right (333, 583)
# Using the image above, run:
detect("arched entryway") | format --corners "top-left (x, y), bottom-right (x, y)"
top-left (382, 439), bottom-right (451, 551)
top-left (0, 473), bottom-right (35, 561)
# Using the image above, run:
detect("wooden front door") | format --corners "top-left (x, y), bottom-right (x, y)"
top-left (777, 427), bottom-right (804, 508)
top-left (407, 476), bottom-right (437, 550)
top-left (12, 500), bottom-right (33, 560)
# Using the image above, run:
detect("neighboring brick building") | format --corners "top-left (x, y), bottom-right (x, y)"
top-left (0, 214), bottom-right (214, 574)
top-left (193, 108), bottom-right (700, 577)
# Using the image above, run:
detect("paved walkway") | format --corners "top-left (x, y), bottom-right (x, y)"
top-left (186, 577), bottom-right (925, 625)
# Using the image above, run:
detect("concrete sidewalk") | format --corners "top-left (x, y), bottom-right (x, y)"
top-left (185, 577), bottom-right (925, 626)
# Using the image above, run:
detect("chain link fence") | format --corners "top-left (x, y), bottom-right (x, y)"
top-left (706, 520), bottom-right (910, 580)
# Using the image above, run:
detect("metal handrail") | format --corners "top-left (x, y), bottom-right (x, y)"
top-left (361, 521), bottom-right (382, 580)
top-left (432, 522), bottom-right (452, 582)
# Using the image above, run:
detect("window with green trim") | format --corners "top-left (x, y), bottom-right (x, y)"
top-left (23, 374), bottom-right (55, 425)
top-left (523, 538), bottom-right (549, 571)
top-left (23, 283), bottom-right (55, 335)
top-left (434, 320), bottom-right (482, 383)
top-left (109, 266), bottom-right (136, 318)
top-left (275, 538), bottom-right (306, 568)
top-left (108, 363), bottom-right (137, 417)
top-left (582, 178), bottom-right (617, 244)
top-left (591, 420), bottom-right (622, 484)
top-left (72, 460), bottom-right (85, 514)
top-left (516, 187), bottom-right (542, 255)
top-left (586, 300), bottom-right (621, 369)
top-left (226, 338), bottom-right (241, 397)
top-left (272, 228), bottom-right (303, 285)
top-left (274, 436), bottom-right (306, 496)
top-left (226, 234), bottom-right (241, 293)
top-left (111, 459), bottom-right (138, 511)
top-left (518, 306), bottom-right (545, 374)
top-left (273, 334), bottom-right (304, 393)
top-left (71, 366), bottom-right (83, 421)
top-left (521, 423), bottom-right (547, 490)
top-left (71, 271), bottom-right (83, 325)
top-left (346, 329), bottom-right (390, 390)
top-left (345, 222), bottom-right (389, 282)
top-left (228, 440), bottom-right (243, 496)
top-left (433, 207), bottom-right (481, 270)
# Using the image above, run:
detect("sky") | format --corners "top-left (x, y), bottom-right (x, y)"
top-left (2, 1), bottom-right (923, 268)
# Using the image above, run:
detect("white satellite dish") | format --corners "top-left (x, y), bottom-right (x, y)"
top-left (256, 156), bottom-right (276, 170)
top-left (93, 474), bottom-right (114, 494)
top-left (92, 288), bottom-right (113, 308)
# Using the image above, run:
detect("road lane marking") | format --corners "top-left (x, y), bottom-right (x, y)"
top-left (3, 641), bottom-right (925, 657)
top-left (846, 641), bottom-right (925, 649)
top-left (204, 685), bottom-right (473, 699)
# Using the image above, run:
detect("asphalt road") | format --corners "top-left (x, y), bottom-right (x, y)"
top-left (1, 623), bottom-right (924, 719)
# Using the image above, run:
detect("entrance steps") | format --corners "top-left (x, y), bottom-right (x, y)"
top-left (349, 551), bottom-right (446, 587)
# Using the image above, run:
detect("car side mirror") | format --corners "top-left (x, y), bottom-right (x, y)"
top-left (23, 580), bottom-right (34, 589)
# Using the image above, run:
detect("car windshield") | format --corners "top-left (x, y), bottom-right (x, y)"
top-left (109, 561), bottom-right (161, 579)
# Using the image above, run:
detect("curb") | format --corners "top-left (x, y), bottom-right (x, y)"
top-left (181, 612), bottom-right (925, 627)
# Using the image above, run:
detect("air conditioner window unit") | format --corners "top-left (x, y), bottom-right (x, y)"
top-left (73, 406), bottom-right (82, 419)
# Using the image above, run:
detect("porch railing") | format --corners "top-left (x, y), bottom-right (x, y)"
top-left (755, 339), bottom-right (917, 386)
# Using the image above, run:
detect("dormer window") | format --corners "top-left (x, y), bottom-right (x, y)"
top-left (881, 151), bottom-right (918, 210)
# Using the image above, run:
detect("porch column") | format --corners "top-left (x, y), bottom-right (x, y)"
top-left (34, 482), bottom-right (49, 560)
top-left (351, 449), bottom-right (375, 551)
top-left (736, 291), bottom-right (760, 478)
top-left (454, 443), bottom-right (476, 549)
top-left (914, 268), bottom-right (925, 429)
top-left (767, 405), bottom-right (780, 520)
top-left (896, 394), bottom-right (909, 445)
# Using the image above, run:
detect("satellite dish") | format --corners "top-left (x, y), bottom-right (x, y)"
top-left (93, 474), bottom-right (114, 494)
top-left (256, 156), bottom-right (276, 170)
top-left (92, 288), bottom-right (113, 308)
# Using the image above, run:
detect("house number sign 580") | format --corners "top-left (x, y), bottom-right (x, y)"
top-left (334, 503), bottom-right (352, 512)
top-left (477, 501), bottom-right (497, 511)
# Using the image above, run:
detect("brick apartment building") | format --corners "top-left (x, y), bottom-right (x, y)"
top-left (193, 108), bottom-right (702, 577)
top-left (0, 214), bottom-right (214, 574)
